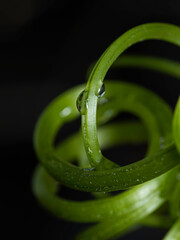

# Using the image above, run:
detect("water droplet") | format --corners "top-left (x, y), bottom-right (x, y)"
top-left (76, 90), bottom-right (84, 112)
top-left (88, 147), bottom-right (92, 154)
top-left (59, 107), bottom-right (72, 118)
top-left (76, 90), bottom-right (88, 114)
top-left (98, 83), bottom-right (105, 98)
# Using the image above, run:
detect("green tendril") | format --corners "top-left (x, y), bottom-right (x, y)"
top-left (32, 23), bottom-right (180, 240)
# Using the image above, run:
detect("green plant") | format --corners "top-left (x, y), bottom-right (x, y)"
top-left (32, 23), bottom-right (180, 240)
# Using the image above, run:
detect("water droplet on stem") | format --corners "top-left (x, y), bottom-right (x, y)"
top-left (76, 90), bottom-right (84, 112)
top-left (98, 83), bottom-right (105, 98)
top-left (76, 90), bottom-right (88, 114)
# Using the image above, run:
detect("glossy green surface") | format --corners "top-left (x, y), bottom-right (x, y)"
top-left (164, 219), bottom-right (180, 240)
top-left (33, 23), bottom-right (180, 239)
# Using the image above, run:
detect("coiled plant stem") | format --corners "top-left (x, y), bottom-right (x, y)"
top-left (33, 23), bottom-right (180, 240)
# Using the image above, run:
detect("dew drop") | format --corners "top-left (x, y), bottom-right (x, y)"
top-left (98, 83), bottom-right (105, 98)
top-left (59, 107), bottom-right (72, 118)
top-left (76, 90), bottom-right (84, 112)
top-left (76, 90), bottom-right (88, 114)
top-left (88, 147), bottom-right (93, 154)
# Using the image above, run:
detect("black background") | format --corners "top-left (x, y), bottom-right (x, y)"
top-left (1, 0), bottom-right (180, 239)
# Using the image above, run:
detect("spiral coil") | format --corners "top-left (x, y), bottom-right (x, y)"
top-left (33, 23), bottom-right (180, 240)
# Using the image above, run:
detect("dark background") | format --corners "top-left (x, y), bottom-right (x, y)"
top-left (1, 0), bottom-right (180, 239)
